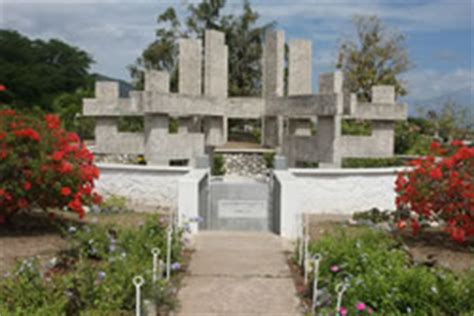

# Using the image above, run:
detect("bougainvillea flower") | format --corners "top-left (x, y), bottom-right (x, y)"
top-left (395, 140), bottom-right (473, 242)
top-left (429, 167), bottom-right (442, 180)
top-left (13, 128), bottom-right (40, 142)
top-left (0, 85), bottom-right (6, 92)
top-left (45, 114), bottom-right (61, 130)
top-left (23, 182), bottom-right (31, 191)
top-left (0, 108), bottom-right (101, 222)
top-left (61, 187), bottom-right (72, 196)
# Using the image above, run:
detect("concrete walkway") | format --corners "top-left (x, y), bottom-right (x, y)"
top-left (177, 232), bottom-right (301, 316)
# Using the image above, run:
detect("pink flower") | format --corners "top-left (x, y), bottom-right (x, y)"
top-left (339, 307), bottom-right (348, 316)
top-left (356, 302), bottom-right (366, 311)
top-left (330, 265), bottom-right (340, 273)
top-left (368, 307), bottom-right (374, 314)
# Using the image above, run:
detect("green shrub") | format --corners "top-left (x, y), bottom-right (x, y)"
top-left (296, 161), bottom-right (319, 168)
top-left (342, 157), bottom-right (405, 168)
top-left (306, 227), bottom-right (474, 315)
top-left (262, 152), bottom-right (275, 169)
top-left (212, 154), bottom-right (226, 176)
top-left (169, 118), bottom-right (178, 134)
top-left (117, 116), bottom-right (144, 132)
top-left (99, 195), bottom-right (130, 213)
top-left (341, 119), bottom-right (372, 136)
top-left (352, 208), bottom-right (391, 223)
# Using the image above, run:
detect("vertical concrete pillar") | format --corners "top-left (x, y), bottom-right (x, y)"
top-left (343, 93), bottom-right (358, 115)
top-left (372, 121), bottom-right (395, 156)
top-left (262, 116), bottom-right (279, 147)
top-left (95, 117), bottom-right (118, 153)
top-left (94, 81), bottom-right (119, 153)
top-left (223, 116), bottom-right (228, 144)
top-left (96, 81), bottom-right (119, 100)
top-left (179, 39), bottom-right (202, 95)
top-left (178, 117), bottom-right (189, 134)
top-left (372, 86), bottom-right (395, 104)
top-left (263, 30), bottom-right (285, 98)
top-left (203, 116), bottom-right (225, 146)
top-left (145, 114), bottom-right (169, 165)
top-left (316, 115), bottom-right (341, 167)
top-left (277, 116), bottom-right (285, 147)
top-left (145, 70), bottom-right (170, 93)
top-left (204, 30), bottom-right (228, 97)
top-left (319, 71), bottom-right (343, 94)
top-left (288, 39), bottom-right (312, 96)
top-left (178, 116), bottom-right (201, 134)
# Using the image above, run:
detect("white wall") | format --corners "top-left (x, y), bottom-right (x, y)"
top-left (274, 167), bottom-right (408, 239)
top-left (178, 169), bottom-right (209, 234)
top-left (96, 163), bottom-right (190, 211)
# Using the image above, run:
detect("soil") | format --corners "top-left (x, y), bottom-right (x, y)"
top-left (0, 211), bottom-right (154, 274)
top-left (307, 216), bottom-right (474, 274)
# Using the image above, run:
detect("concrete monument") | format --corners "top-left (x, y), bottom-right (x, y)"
top-left (83, 29), bottom-right (407, 168)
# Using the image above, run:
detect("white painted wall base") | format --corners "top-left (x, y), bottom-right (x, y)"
top-left (273, 167), bottom-right (408, 239)
top-left (96, 163), bottom-right (190, 211)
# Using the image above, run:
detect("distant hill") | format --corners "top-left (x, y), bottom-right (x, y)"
top-left (92, 73), bottom-right (133, 98)
top-left (404, 87), bottom-right (472, 117)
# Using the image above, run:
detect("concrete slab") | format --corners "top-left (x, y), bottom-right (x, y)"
top-left (188, 232), bottom-right (291, 277)
top-left (177, 232), bottom-right (301, 315)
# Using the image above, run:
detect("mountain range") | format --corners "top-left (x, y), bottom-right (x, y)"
top-left (404, 87), bottom-right (473, 117)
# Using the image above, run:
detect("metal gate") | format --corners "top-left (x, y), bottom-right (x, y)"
top-left (202, 177), bottom-right (274, 232)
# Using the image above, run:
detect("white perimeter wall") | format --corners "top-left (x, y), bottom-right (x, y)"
top-left (95, 163), bottom-right (408, 240)
top-left (96, 163), bottom-right (191, 210)
top-left (274, 167), bottom-right (408, 239)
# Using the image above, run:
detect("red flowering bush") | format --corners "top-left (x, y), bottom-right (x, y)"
top-left (0, 108), bottom-right (101, 223)
top-left (395, 140), bottom-right (474, 242)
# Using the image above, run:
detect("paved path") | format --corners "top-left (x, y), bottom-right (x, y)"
top-left (177, 232), bottom-right (301, 316)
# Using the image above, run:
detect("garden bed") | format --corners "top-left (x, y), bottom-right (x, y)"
top-left (292, 217), bottom-right (474, 315)
top-left (0, 211), bottom-right (157, 274)
top-left (308, 219), bottom-right (474, 273)
top-left (0, 211), bottom-right (189, 315)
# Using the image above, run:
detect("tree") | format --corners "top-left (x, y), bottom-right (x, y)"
top-left (52, 88), bottom-right (96, 140)
top-left (424, 101), bottom-right (474, 142)
top-left (129, 0), bottom-right (273, 96)
top-left (0, 30), bottom-right (94, 111)
top-left (337, 15), bottom-right (410, 102)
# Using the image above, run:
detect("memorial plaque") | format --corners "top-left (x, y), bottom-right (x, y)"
top-left (218, 200), bottom-right (267, 219)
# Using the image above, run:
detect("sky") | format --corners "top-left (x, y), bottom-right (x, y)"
top-left (0, 0), bottom-right (472, 108)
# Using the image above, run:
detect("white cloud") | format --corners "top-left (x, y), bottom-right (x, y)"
top-left (1, 0), bottom-right (471, 87)
top-left (251, 0), bottom-right (471, 32)
top-left (402, 68), bottom-right (473, 101)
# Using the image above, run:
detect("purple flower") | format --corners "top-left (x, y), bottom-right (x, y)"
top-left (190, 216), bottom-right (204, 223)
top-left (330, 265), bottom-right (340, 273)
top-left (109, 244), bottom-right (116, 253)
top-left (171, 262), bottom-right (181, 271)
top-left (97, 271), bottom-right (106, 280)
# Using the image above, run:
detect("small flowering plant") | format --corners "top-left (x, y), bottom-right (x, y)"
top-left (395, 140), bottom-right (474, 242)
top-left (0, 106), bottom-right (101, 222)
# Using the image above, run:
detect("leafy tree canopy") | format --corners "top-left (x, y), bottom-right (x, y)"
top-left (0, 29), bottom-right (94, 111)
top-left (129, 0), bottom-right (273, 96)
top-left (337, 15), bottom-right (410, 102)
